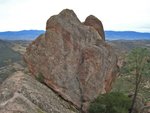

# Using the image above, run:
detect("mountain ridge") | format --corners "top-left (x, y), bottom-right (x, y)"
top-left (0, 30), bottom-right (150, 40)
top-left (105, 30), bottom-right (150, 40)
top-left (0, 30), bottom-right (44, 40)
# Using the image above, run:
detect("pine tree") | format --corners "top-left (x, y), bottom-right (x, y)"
top-left (121, 48), bottom-right (150, 113)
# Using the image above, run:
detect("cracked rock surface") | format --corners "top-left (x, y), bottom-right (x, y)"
top-left (0, 71), bottom-right (78, 113)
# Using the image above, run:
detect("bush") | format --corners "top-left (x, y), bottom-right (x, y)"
top-left (36, 72), bottom-right (45, 83)
top-left (89, 92), bottom-right (131, 113)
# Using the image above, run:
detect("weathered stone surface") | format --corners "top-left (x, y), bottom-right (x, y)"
top-left (84, 15), bottom-right (105, 40)
top-left (24, 9), bottom-right (118, 112)
top-left (0, 71), bottom-right (78, 113)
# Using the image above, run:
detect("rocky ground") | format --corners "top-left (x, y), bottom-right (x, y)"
top-left (0, 71), bottom-right (78, 113)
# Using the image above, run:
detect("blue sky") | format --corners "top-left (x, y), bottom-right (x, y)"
top-left (0, 0), bottom-right (150, 32)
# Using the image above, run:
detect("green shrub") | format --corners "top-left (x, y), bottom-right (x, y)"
top-left (89, 92), bottom-right (131, 113)
top-left (36, 72), bottom-right (45, 83)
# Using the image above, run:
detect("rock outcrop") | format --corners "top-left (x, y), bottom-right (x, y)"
top-left (83, 15), bottom-right (105, 40)
top-left (0, 71), bottom-right (78, 113)
top-left (24, 9), bottom-right (118, 112)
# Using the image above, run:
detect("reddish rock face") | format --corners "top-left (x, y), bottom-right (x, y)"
top-left (84, 15), bottom-right (105, 40)
top-left (24, 9), bottom-right (118, 112)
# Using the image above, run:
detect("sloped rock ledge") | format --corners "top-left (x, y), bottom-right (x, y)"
top-left (0, 71), bottom-right (78, 113)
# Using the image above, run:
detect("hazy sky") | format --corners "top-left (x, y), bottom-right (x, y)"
top-left (0, 0), bottom-right (150, 32)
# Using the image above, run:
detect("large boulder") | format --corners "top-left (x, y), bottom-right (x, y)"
top-left (0, 71), bottom-right (78, 113)
top-left (83, 15), bottom-right (105, 40)
top-left (24, 9), bottom-right (118, 112)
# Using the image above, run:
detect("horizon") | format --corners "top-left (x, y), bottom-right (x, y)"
top-left (0, 29), bottom-right (150, 34)
top-left (0, 29), bottom-right (150, 41)
top-left (0, 0), bottom-right (150, 32)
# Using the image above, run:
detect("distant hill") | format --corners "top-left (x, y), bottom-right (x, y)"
top-left (0, 30), bottom-right (44, 40)
top-left (0, 40), bottom-right (21, 67)
top-left (0, 30), bottom-right (150, 40)
top-left (108, 40), bottom-right (150, 53)
top-left (105, 31), bottom-right (150, 40)
top-left (0, 39), bottom-right (10, 48)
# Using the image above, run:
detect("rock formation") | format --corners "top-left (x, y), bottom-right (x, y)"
top-left (84, 15), bottom-right (105, 40)
top-left (24, 9), bottom-right (118, 112)
top-left (0, 71), bottom-right (78, 113)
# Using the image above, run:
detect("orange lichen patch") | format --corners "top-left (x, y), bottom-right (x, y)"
top-left (62, 29), bottom-right (73, 48)
top-left (83, 48), bottom-right (95, 60)
top-left (104, 68), bottom-right (117, 93)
